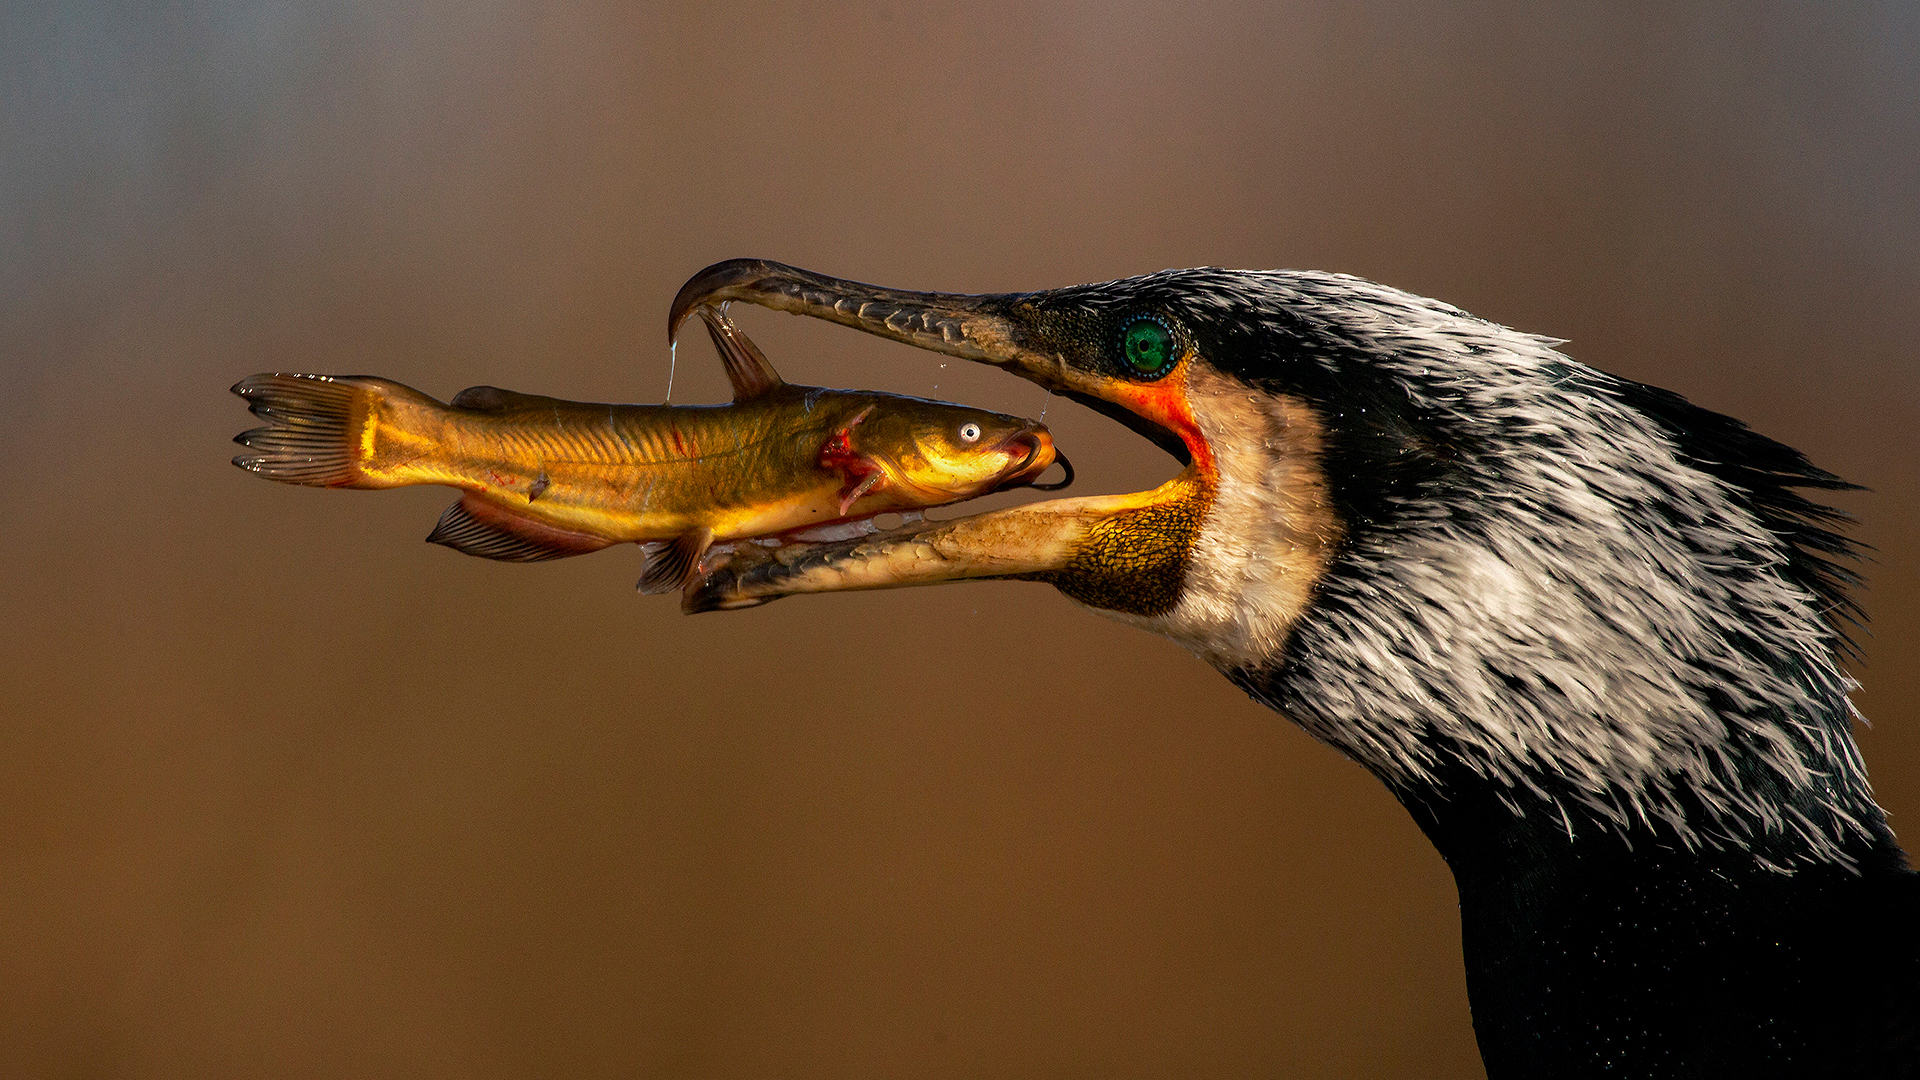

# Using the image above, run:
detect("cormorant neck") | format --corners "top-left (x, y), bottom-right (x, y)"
top-left (1388, 757), bottom-right (1917, 1079)
top-left (1393, 740), bottom-right (1907, 885)
top-left (1397, 749), bottom-right (1904, 891)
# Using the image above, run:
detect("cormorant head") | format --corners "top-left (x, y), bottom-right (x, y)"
top-left (669, 261), bottom-right (1366, 632)
top-left (670, 259), bottom-right (1887, 871)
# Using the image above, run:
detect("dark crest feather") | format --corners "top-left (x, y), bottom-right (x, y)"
top-left (1605, 379), bottom-right (1867, 654)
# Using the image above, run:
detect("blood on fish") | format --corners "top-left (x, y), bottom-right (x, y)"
top-left (818, 429), bottom-right (858, 470)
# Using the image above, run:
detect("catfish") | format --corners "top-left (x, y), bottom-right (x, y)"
top-left (231, 308), bottom-right (1066, 592)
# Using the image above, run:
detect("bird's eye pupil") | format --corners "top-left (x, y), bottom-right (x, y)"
top-left (1121, 319), bottom-right (1174, 377)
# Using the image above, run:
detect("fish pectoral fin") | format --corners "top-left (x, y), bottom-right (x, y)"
top-left (819, 406), bottom-right (888, 514)
top-left (817, 406), bottom-right (877, 470)
top-left (837, 470), bottom-right (888, 517)
top-left (426, 496), bottom-right (611, 562)
top-left (698, 306), bottom-right (784, 402)
top-left (638, 527), bottom-right (714, 594)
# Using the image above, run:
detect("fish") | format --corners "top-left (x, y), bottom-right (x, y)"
top-left (231, 307), bottom-right (1068, 593)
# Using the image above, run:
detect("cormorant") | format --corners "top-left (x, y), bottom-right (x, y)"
top-left (669, 259), bottom-right (1919, 1078)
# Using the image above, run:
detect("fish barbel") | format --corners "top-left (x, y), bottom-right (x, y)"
top-left (231, 308), bottom-right (1067, 592)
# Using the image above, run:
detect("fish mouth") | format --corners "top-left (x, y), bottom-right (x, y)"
top-left (668, 259), bottom-right (1200, 613)
top-left (992, 432), bottom-right (1073, 494)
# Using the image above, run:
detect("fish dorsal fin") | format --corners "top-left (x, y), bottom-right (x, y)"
top-left (451, 385), bottom-right (548, 412)
top-left (698, 306), bottom-right (784, 402)
top-left (637, 527), bottom-right (714, 594)
top-left (426, 497), bottom-right (604, 562)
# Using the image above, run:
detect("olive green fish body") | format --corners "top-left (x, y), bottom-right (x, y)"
top-left (232, 311), bottom-right (1059, 591)
top-left (378, 386), bottom-right (893, 540)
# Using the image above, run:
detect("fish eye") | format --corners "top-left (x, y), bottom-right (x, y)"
top-left (1120, 317), bottom-right (1176, 379)
top-left (958, 422), bottom-right (982, 444)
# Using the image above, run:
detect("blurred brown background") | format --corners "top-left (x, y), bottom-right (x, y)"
top-left (3, 3), bottom-right (1915, 1077)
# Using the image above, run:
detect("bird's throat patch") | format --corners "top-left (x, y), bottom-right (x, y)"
top-left (1023, 362), bottom-right (1216, 617)
top-left (1029, 476), bottom-right (1213, 617)
top-left (1152, 379), bottom-right (1342, 670)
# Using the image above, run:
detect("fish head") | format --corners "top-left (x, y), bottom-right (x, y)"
top-left (859, 401), bottom-right (1060, 507)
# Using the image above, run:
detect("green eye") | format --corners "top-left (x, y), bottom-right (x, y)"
top-left (1121, 318), bottom-right (1175, 377)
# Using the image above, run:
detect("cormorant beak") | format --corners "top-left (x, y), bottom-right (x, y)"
top-left (669, 260), bottom-right (1196, 464)
top-left (670, 259), bottom-right (1208, 613)
top-left (669, 259), bottom-right (1029, 370)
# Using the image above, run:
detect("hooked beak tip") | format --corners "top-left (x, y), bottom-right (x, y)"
top-left (668, 258), bottom-right (785, 344)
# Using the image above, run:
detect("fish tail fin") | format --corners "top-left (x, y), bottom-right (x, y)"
top-left (230, 373), bottom-right (424, 488)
